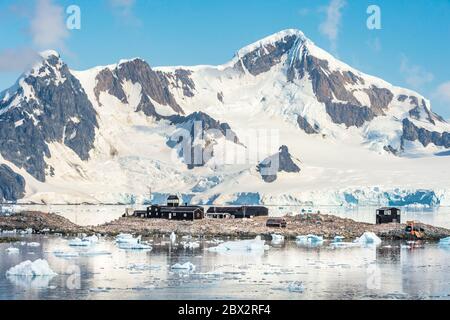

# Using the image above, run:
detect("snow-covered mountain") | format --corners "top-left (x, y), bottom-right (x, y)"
top-left (1, 29), bottom-right (449, 206)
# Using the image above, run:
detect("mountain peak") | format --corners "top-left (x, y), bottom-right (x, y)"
top-left (235, 29), bottom-right (307, 59)
top-left (39, 49), bottom-right (60, 60)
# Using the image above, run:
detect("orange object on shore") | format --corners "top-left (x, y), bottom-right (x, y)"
top-left (405, 221), bottom-right (425, 239)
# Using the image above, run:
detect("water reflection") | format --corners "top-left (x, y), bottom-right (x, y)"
top-left (1, 235), bottom-right (449, 300)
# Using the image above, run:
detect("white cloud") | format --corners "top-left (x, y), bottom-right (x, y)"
top-left (30, 0), bottom-right (69, 50)
top-left (433, 82), bottom-right (450, 103)
top-left (400, 55), bottom-right (434, 89)
top-left (108, 0), bottom-right (140, 25)
top-left (0, 48), bottom-right (42, 72)
top-left (319, 0), bottom-right (346, 52)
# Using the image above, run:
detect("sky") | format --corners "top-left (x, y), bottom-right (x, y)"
top-left (0, 0), bottom-right (449, 118)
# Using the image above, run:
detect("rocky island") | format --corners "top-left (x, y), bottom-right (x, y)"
top-left (1, 211), bottom-right (449, 241)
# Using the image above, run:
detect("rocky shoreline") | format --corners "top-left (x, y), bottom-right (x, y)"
top-left (1, 211), bottom-right (450, 241)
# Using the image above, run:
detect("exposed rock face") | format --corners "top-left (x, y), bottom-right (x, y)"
top-left (94, 68), bottom-right (128, 105)
top-left (402, 119), bottom-right (450, 148)
top-left (167, 112), bottom-right (240, 169)
top-left (135, 94), bottom-right (161, 120)
top-left (165, 69), bottom-right (196, 98)
top-left (0, 164), bottom-right (26, 202)
top-left (287, 46), bottom-right (394, 128)
top-left (217, 92), bottom-right (224, 103)
top-left (297, 115), bottom-right (318, 134)
top-left (237, 34), bottom-right (298, 76)
top-left (325, 103), bottom-right (375, 128)
top-left (258, 145), bottom-right (301, 183)
top-left (0, 53), bottom-right (98, 182)
top-left (94, 59), bottom-right (184, 114)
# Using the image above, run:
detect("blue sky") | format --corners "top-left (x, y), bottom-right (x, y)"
top-left (1, 0), bottom-right (449, 118)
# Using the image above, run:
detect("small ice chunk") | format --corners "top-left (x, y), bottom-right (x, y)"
top-left (207, 236), bottom-right (269, 253)
top-left (2, 229), bottom-right (17, 234)
top-left (296, 235), bottom-right (324, 243)
top-left (83, 235), bottom-right (99, 244)
top-left (181, 241), bottom-right (200, 249)
top-left (20, 228), bottom-right (33, 235)
top-left (333, 236), bottom-right (345, 243)
top-left (354, 232), bottom-right (382, 246)
top-left (26, 242), bottom-right (41, 247)
top-left (288, 281), bottom-right (304, 293)
top-left (80, 250), bottom-right (112, 257)
top-left (6, 247), bottom-right (19, 254)
top-left (171, 262), bottom-right (196, 272)
top-left (6, 259), bottom-right (57, 277)
top-left (68, 238), bottom-right (91, 247)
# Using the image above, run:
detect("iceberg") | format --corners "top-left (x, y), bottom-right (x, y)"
top-left (6, 259), bottom-right (57, 277)
top-left (207, 236), bottom-right (269, 253)
top-left (271, 234), bottom-right (285, 244)
top-left (171, 262), bottom-right (196, 272)
top-left (354, 232), bottom-right (382, 246)
top-left (439, 237), bottom-right (450, 246)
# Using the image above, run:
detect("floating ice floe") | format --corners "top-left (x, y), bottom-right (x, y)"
top-left (287, 281), bottom-right (305, 293)
top-left (115, 234), bottom-right (141, 244)
top-left (439, 237), bottom-right (450, 246)
top-left (69, 235), bottom-right (99, 247)
top-left (6, 247), bottom-right (19, 254)
top-left (271, 234), bottom-right (285, 244)
top-left (296, 235), bottom-right (324, 245)
top-left (26, 242), bottom-right (41, 247)
top-left (333, 236), bottom-right (345, 243)
top-left (170, 232), bottom-right (177, 243)
top-left (171, 262), bottom-right (196, 272)
top-left (354, 232), bottom-right (382, 246)
top-left (207, 236), bottom-right (270, 253)
top-left (6, 259), bottom-right (57, 277)
top-left (181, 241), bottom-right (200, 249)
